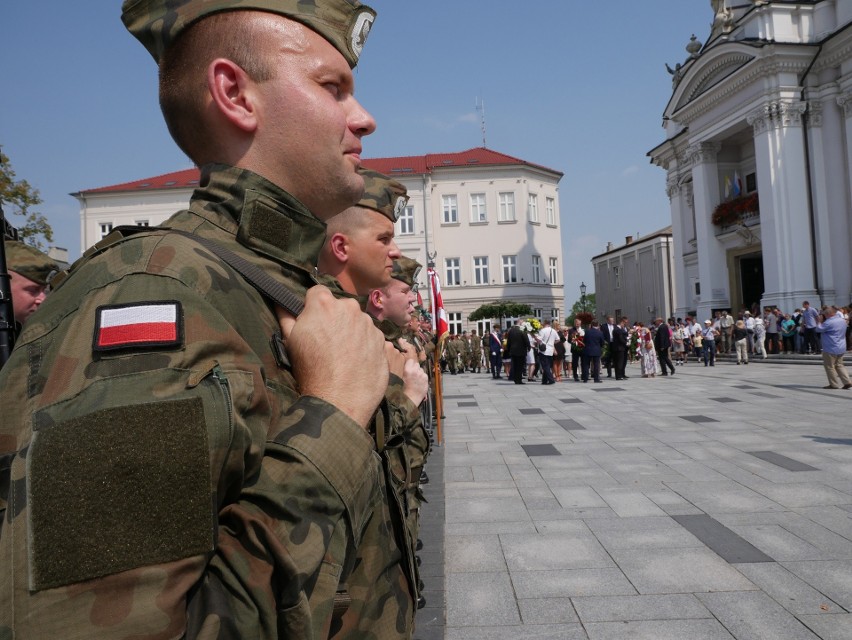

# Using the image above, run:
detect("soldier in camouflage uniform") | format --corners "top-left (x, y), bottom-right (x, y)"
top-left (0, 2), bottom-right (403, 638)
top-left (469, 329), bottom-right (482, 373)
top-left (316, 171), bottom-right (427, 637)
top-left (3, 240), bottom-right (59, 339)
top-left (369, 258), bottom-right (433, 606)
top-left (444, 334), bottom-right (458, 374)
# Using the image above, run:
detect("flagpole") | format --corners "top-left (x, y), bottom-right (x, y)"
top-left (428, 262), bottom-right (446, 446)
top-left (433, 335), bottom-right (445, 446)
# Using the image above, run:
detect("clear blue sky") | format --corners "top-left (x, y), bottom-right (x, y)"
top-left (1, 1), bottom-right (711, 305)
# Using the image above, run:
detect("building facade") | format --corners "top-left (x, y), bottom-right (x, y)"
top-left (74, 148), bottom-right (565, 334)
top-left (592, 228), bottom-right (677, 326)
top-left (648, 0), bottom-right (852, 321)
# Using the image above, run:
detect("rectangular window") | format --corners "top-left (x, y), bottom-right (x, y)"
top-left (399, 205), bottom-right (415, 235)
top-left (470, 193), bottom-right (487, 222)
top-left (99, 222), bottom-right (113, 239)
top-left (533, 308), bottom-right (542, 319)
top-left (502, 255), bottom-right (517, 283)
top-left (532, 255), bottom-right (541, 283)
top-left (135, 220), bottom-right (150, 227)
top-left (549, 257), bottom-right (558, 284)
top-left (445, 257), bottom-right (461, 286)
top-left (613, 265), bottom-right (622, 289)
top-left (528, 193), bottom-right (539, 222)
top-left (448, 312), bottom-right (463, 335)
top-left (694, 281), bottom-right (701, 296)
top-left (551, 308), bottom-right (560, 323)
top-left (746, 172), bottom-right (757, 193)
top-left (477, 320), bottom-right (491, 336)
top-left (546, 197), bottom-right (556, 226)
top-left (442, 194), bottom-right (458, 224)
top-left (473, 256), bottom-right (489, 285)
top-left (498, 192), bottom-right (515, 221)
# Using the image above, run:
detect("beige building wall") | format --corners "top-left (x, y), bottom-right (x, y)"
top-left (74, 150), bottom-right (566, 333)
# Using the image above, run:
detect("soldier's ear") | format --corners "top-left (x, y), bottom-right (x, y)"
top-left (328, 233), bottom-right (350, 263)
top-left (369, 289), bottom-right (383, 309)
top-left (208, 58), bottom-right (258, 134)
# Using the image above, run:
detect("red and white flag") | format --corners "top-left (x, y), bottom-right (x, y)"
top-left (427, 267), bottom-right (448, 338)
top-left (94, 302), bottom-right (183, 351)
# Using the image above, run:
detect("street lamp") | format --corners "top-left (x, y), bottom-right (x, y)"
top-left (580, 281), bottom-right (587, 313)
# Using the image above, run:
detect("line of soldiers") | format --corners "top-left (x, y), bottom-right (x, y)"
top-left (0, 2), bottom-right (437, 639)
top-left (440, 330), bottom-right (484, 374)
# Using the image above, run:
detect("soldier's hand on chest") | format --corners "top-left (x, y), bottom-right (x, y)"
top-left (277, 285), bottom-right (387, 428)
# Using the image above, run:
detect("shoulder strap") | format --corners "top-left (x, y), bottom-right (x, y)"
top-left (167, 229), bottom-right (305, 317)
top-left (52, 225), bottom-right (304, 318)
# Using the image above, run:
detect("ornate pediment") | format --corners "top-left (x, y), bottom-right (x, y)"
top-left (675, 52), bottom-right (755, 111)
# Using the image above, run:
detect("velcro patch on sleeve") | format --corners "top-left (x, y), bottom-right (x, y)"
top-left (29, 397), bottom-right (213, 591)
top-left (93, 301), bottom-right (183, 352)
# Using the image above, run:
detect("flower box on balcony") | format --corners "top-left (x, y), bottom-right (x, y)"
top-left (711, 192), bottom-right (759, 226)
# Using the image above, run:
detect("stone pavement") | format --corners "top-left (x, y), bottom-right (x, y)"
top-left (430, 359), bottom-right (852, 639)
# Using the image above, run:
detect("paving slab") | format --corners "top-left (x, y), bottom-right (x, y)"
top-left (696, 591), bottom-right (821, 639)
top-left (584, 619), bottom-right (735, 639)
top-left (609, 547), bottom-right (758, 593)
top-left (796, 614), bottom-right (852, 640)
top-left (571, 593), bottom-right (712, 622)
top-left (782, 560), bottom-right (852, 610)
top-left (734, 562), bottom-right (843, 616)
top-left (446, 572), bottom-right (519, 627)
top-left (500, 532), bottom-right (614, 571)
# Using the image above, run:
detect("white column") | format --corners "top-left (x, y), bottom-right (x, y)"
top-left (805, 99), bottom-right (835, 303)
top-left (666, 175), bottom-right (691, 319)
top-left (838, 91), bottom-right (852, 303)
top-left (688, 141), bottom-right (728, 321)
top-left (746, 101), bottom-right (819, 312)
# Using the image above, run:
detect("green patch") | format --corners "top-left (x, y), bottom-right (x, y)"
top-left (29, 398), bottom-right (213, 591)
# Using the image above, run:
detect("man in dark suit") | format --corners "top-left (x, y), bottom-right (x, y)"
top-left (506, 319), bottom-right (529, 384)
top-left (488, 328), bottom-right (503, 379)
top-left (653, 317), bottom-right (676, 376)
top-left (581, 320), bottom-right (606, 383)
top-left (601, 315), bottom-right (616, 378)
top-left (612, 317), bottom-right (630, 380)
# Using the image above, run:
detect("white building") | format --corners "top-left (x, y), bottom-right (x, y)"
top-left (592, 227), bottom-right (677, 326)
top-left (74, 147), bottom-right (565, 334)
top-left (648, 0), bottom-right (852, 320)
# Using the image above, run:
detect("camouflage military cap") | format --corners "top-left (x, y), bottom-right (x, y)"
top-left (121, 0), bottom-right (376, 68)
top-left (357, 169), bottom-right (409, 222)
top-left (4, 241), bottom-right (58, 286)
top-left (390, 256), bottom-right (421, 288)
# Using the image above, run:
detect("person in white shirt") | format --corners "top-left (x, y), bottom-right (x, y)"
top-left (702, 320), bottom-right (719, 366)
top-left (536, 319), bottom-right (559, 385)
top-left (744, 311), bottom-right (756, 354)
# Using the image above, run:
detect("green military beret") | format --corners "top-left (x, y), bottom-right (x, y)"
top-left (4, 241), bottom-right (59, 286)
top-left (358, 169), bottom-right (409, 222)
top-left (390, 256), bottom-right (421, 288)
top-left (121, 0), bottom-right (376, 68)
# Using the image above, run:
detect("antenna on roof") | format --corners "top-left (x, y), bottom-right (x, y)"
top-left (475, 96), bottom-right (487, 148)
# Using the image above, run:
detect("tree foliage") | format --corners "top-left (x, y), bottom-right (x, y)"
top-left (0, 147), bottom-right (54, 250)
top-left (468, 301), bottom-right (533, 323)
top-left (566, 292), bottom-right (596, 325)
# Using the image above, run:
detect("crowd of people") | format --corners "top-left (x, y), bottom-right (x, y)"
top-left (442, 302), bottom-right (852, 390)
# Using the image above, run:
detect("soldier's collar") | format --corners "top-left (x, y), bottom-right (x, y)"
top-left (195, 164), bottom-right (327, 272)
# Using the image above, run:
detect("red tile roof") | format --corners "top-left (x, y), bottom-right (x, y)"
top-left (78, 147), bottom-right (561, 195)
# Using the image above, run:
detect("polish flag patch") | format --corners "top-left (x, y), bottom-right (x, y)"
top-left (93, 302), bottom-right (183, 352)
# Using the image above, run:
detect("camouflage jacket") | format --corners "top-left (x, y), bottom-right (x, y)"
top-left (314, 276), bottom-right (422, 638)
top-left (0, 164), bottom-right (383, 639)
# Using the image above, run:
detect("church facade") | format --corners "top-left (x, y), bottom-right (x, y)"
top-left (648, 0), bottom-right (852, 320)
